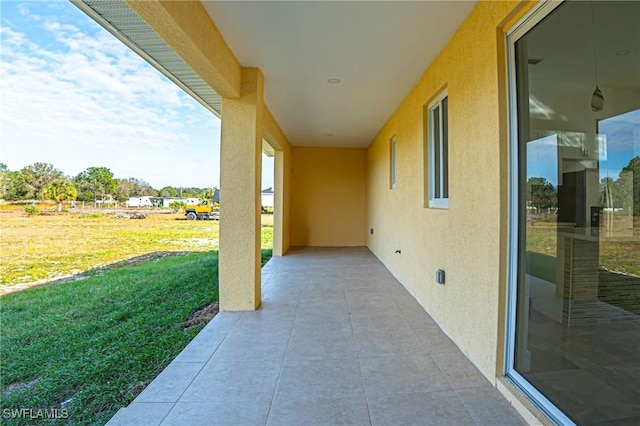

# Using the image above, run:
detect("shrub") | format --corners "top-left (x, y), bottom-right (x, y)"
top-left (169, 201), bottom-right (186, 213)
top-left (24, 204), bottom-right (38, 216)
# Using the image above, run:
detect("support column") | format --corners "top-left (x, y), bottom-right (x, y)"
top-left (273, 150), bottom-right (285, 256)
top-left (263, 106), bottom-right (292, 258)
top-left (219, 68), bottom-right (263, 311)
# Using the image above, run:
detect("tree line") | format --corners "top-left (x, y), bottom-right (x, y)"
top-left (526, 156), bottom-right (639, 217)
top-left (0, 162), bottom-right (216, 211)
top-left (600, 156), bottom-right (640, 217)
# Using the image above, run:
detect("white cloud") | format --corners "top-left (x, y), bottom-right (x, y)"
top-left (0, 5), bottom-right (222, 188)
top-left (17, 4), bottom-right (40, 21)
top-left (0, 26), bottom-right (26, 46)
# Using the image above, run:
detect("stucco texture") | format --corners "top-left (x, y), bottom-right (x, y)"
top-left (219, 68), bottom-right (264, 311)
top-left (291, 147), bottom-right (367, 247)
top-left (263, 107), bottom-right (293, 257)
top-left (366, 1), bottom-right (522, 381)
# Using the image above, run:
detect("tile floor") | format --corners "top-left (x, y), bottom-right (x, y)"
top-left (107, 247), bottom-right (527, 426)
top-left (524, 308), bottom-right (640, 425)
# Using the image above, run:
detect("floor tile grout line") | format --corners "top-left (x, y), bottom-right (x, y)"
top-left (157, 401), bottom-right (178, 425)
top-left (347, 275), bottom-right (375, 426)
top-left (115, 248), bottom-right (524, 425)
top-left (263, 269), bottom-right (305, 426)
top-left (352, 316), bottom-right (376, 424)
top-left (337, 263), bottom-right (375, 425)
top-left (124, 312), bottom-right (246, 425)
top-left (450, 390), bottom-right (481, 426)
top-left (167, 315), bottom-right (242, 410)
top-left (354, 355), bottom-right (374, 426)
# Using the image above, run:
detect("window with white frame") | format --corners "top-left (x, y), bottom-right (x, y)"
top-left (390, 136), bottom-right (397, 189)
top-left (428, 92), bottom-right (448, 208)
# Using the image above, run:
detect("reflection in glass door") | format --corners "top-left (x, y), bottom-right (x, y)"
top-left (509, 1), bottom-right (640, 424)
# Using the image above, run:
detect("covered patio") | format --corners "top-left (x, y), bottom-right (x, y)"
top-left (107, 248), bottom-right (525, 425)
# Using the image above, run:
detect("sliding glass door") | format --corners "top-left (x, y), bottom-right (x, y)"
top-left (507, 1), bottom-right (640, 424)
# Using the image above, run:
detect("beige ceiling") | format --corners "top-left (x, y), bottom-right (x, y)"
top-left (202, 1), bottom-right (477, 148)
top-left (526, 0), bottom-right (640, 120)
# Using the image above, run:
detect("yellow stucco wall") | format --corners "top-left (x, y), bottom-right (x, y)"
top-left (291, 147), bottom-right (367, 247)
top-left (367, 1), bottom-right (527, 381)
top-left (281, 146), bottom-right (292, 253)
top-left (128, 1), bottom-right (294, 309)
top-left (219, 68), bottom-right (264, 311)
top-left (263, 106), bottom-right (292, 256)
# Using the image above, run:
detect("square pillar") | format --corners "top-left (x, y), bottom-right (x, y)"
top-left (219, 68), bottom-right (263, 311)
top-left (272, 149), bottom-right (286, 256)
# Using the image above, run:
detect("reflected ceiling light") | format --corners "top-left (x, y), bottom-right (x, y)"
top-left (591, 86), bottom-right (604, 112)
top-left (590, 1), bottom-right (604, 112)
top-left (616, 49), bottom-right (630, 56)
top-left (327, 78), bottom-right (341, 84)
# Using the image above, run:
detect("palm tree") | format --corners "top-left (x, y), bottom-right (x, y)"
top-left (44, 178), bottom-right (78, 212)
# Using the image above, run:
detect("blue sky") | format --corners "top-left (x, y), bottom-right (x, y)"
top-left (0, 1), bottom-right (274, 190)
top-left (527, 109), bottom-right (640, 186)
top-left (598, 110), bottom-right (640, 180)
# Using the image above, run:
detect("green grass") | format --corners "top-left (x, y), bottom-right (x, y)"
top-left (525, 222), bottom-right (640, 277)
top-left (0, 206), bottom-right (275, 424)
top-left (525, 226), bottom-right (558, 256)
top-left (0, 210), bottom-right (275, 285)
top-left (2, 247), bottom-right (274, 425)
top-left (0, 211), bottom-right (221, 285)
top-left (261, 225), bottom-right (273, 254)
top-left (1, 251), bottom-right (223, 425)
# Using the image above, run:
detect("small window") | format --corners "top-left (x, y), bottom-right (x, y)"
top-left (390, 136), bottom-right (397, 189)
top-left (428, 93), bottom-right (448, 208)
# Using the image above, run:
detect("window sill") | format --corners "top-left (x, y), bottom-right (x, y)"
top-left (428, 199), bottom-right (449, 209)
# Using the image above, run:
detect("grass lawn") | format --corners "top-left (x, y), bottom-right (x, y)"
top-left (1, 252), bottom-right (216, 425)
top-left (526, 221), bottom-right (640, 277)
top-left (0, 207), bottom-right (274, 286)
top-left (1, 206), bottom-right (274, 424)
top-left (1, 250), bottom-right (273, 425)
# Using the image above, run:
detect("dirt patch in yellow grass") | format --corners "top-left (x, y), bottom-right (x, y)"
top-left (0, 209), bottom-right (219, 287)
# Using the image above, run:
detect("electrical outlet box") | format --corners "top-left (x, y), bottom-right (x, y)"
top-left (436, 269), bottom-right (445, 285)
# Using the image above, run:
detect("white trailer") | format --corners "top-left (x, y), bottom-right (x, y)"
top-left (126, 196), bottom-right (153, 208)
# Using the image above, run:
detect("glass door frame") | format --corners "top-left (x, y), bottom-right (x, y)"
top-left (504, 1), bottom-right (575, 425)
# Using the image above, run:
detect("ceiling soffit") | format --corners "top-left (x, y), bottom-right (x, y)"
top-left (73, 0), bottom-right (223, 116)
top-left (203, 1), bottom-right (477, 148)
